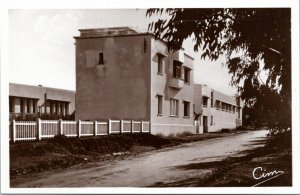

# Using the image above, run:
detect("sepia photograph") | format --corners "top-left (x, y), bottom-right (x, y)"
top-left (1, 0), bottom-right (299, 194)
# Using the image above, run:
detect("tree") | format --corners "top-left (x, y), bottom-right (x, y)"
top-left (147, 8), bottom-right (291, 129)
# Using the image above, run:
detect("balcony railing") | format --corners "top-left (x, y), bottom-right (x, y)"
top-left (169, 78), bottom-right (184, 89)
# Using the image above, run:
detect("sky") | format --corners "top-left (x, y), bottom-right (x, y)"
top-left (9, 9), bottom-right (237, 96)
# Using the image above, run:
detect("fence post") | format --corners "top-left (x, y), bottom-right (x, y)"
top-left (141, 121), bottom-right (144, 133)
top-left (108, 119), bottom-right (111, 135)
top-left (131, 120), bottom-right (134, 134)
top-left (77, 120), bottom-right (81, 138)
top-left (12, 120), bottom-right (16, 143)
top-left (94, 121), bottom-right (98, 136)
top-left (120, 120), bottom-right (123, 134)
top-left (59, 119), bottom-right (63, 135)
top-left (36, 118), bottom-right (42, 141)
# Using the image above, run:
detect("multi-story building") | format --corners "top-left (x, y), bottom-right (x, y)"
top-left (9, 83), bottom-right (75, 120)
top-left (194, 84), bottom-right (243, 133)
top-left (74, 27), bottom-right (195, 135)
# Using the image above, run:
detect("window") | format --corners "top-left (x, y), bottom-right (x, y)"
top-left (65, 103), bottom-right (69, 115)
top-left (56, 103), bottom-right (59, 114)
top-left (38, 106), bottom-right (42, 114)
top-left (183, 67), bottom-right (190, 84)
top-left (157, 55), bottom-right (163, 74)
top-left (233, 106), bottom-right (236, 113)
top-left (50, 101), bottom-right (54, 114)
top-left (211, 91), bottom-right (214, 107)
top-left (216, 101), bottom-right (221, 110)
top-left (27, 99), bottom-right (30, 113)
top-left (144, 38), bottom-right (147, 53)
top-left (20, 99), bottom-right (24, 113)
top-left (202, 97), bottom-right (208, 107)
top-left (183, 101), bottom-right (190, 117)
top-left (211, 115), bottom-right (214, 125)
top-left (60, 103), bottom-right (62, 114)
top-left (238, 107), bottom-right (241, 119)
top-left (9, 97), bottom-right (13, 113)
top-left (32, 100), bottom-right (36, 113)
top-left (173, 60), bottom-right (182, 79)
top-left (157, 95), bottom-right (163, 115)
top-left (170, 98), bottom-right (179, 116)
top-left (98, 53), bottom-right (104, 65)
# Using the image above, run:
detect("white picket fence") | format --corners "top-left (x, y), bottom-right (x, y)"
top-left (10, 119), bottom-right (151, 143)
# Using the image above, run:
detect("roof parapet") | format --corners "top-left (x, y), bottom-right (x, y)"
top-left (78, 27), bottom-right (138, 38)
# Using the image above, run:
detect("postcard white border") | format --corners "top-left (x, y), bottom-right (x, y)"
top-left (1, 0), bottom-right (299, 194)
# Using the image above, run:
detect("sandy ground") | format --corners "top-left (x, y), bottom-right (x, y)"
top-left (12, 130), bottom-right (268, 187)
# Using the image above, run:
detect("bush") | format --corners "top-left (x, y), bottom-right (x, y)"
top-left (156, 133), bottom-right (164, 138)
top-left (12, 113), bottom-right (75, 121)
top-left (236, 126), bottom-right (255, 130)
top-left (221, 128), bottom-right (230, 133)
top-left (177, 131), bottom-right (194, 137)
top-left (15, 114), bottom-right (38, 121)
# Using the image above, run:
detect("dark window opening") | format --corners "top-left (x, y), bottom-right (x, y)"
top-left (184, 67), bottom-right (190, 83)
top-left (50, 101), bottom-right (53, 114)
top-left (157, 95), bottom-right (163, 115)
top-left (27, 99), bottom-right (30, 113)
top-left (9, 97), bottom-right (13, 112)
top-left (173, 60), bottom-right (182, 79)
top-left (32, 100), bottom-right (36, 113)
top-left (183, 101), bottom-right (190, 117)
top-left (56, 103), bottom-right (59, 114)
top-left (216, 101), bottom-right (221, 109)
top-left (211, 92), bottom-right (214, 107)
top-left (65, 103), bottom-right (69, 115)
top-left (158, 55), bottom-right (163, 74)
top-left (202, 97), bottom-right (208, 107)
top-left (144, 38), bottom-right (147, 53)
top-left (98, 53), bottom-right (104, 65)
top-left (20, 99), bottom-right (24, 113)
top-left (170, 98), bottom-right (179, 116)
top-left (60, 103), bottom-right (64, 115)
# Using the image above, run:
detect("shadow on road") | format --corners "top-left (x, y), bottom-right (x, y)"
top-left (150, 131), bottom-right (291, 187)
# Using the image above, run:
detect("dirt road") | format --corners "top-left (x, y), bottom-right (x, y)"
top-left (12, 130), bottom-right (268, 187)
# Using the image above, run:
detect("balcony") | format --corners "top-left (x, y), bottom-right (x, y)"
top-left (173, 50), bottom-right (184, 63)
top-left (169, 78), bottom-right (184, 89)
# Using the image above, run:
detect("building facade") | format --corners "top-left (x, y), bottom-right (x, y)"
top-left (194, 84), bottom-right (243, 133)
top-left (74, 27), bottom-right (195, 135)
top-left (9, 83), bottom-right (75, 120)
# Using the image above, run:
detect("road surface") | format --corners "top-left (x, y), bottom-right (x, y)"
top-left (13, 130), bottom-right (268, 187)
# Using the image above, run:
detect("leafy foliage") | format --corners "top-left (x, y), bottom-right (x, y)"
top-left (147, 8), bottom-right (291, 128)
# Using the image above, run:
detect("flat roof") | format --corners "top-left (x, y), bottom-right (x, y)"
top-left (78, 26), bottom-right (137, 32)
top-left (74, 26), bottom-right (193, 52)
top-left (73, 32), bottom-right (151, 39)
top-left (74, 32), bottom-right (184, 51)
top-left (9, 83), bottom-right (75, 93)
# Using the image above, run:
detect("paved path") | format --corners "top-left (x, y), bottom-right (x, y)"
top-left (14, 130), bottom-right (268, 187)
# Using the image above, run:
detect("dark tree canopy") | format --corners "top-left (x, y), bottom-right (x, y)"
top-left (147, 8), bottom-right (291, 128)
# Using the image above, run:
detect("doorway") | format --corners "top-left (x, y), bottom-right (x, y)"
top-left (203, 116), bottom-right (208, 133)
